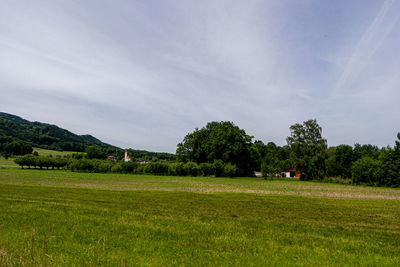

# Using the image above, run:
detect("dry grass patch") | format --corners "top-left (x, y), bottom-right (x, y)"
top-left (0, 169), bottom-right (399, 200)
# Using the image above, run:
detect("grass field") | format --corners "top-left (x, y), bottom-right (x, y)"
top-left (32, 147), bottom-right (76, 157)
top-left (0, 157), bottom-right (18, 168)
top-left (0, 169), bottom-right (399, 266)
top-left (0, 147), bottom-right (75, 169)
top-left (1, 169), bottom-right (399, 200)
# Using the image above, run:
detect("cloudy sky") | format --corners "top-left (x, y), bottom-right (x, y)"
top-left (1, 0), bottom-right (400, 152)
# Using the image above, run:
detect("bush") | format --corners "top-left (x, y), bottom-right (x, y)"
top-left (120, 161), bottom-right (139, 173)
top-left (379, 147), bottom-right (400, 187)
top-left (174, 162), bottom-right (187, 176)
top-left (96, 161), bottom-right (114, 173)
top-left (303, 152), bottom-right (326, 180)
top-left (14, 155), bottom-right (244, 178)
top-left (54, 157), bottom-right (69, 169)
top-left (213, 160), bottom-right (224, 177)
top-left (351, 157), bottom-right (384, 186)
top-left (70, 159), bottom-right (94, 172)
top-left (85, 146), bottom-right (107, 160)
top-left (111, 163), bottom-right (123, 173)
top-left (14, 154), bottom-right (36, 169)
top-left (223, 163), bottom-right (237, 177)
top-left (72, 153), bottom-right (85, 159)
top-left (136, 165), bottom-right (145, 174)
top-left (199, 162), bottom-right (214, 176)
top-left (35, 156), bottom-right (52, 169)
top-left (167, 163), bottom-right (177, 176)
top-left (144, 162), bottom-right (169, 175)
top-left (184, 162), bottom-right (201, 176)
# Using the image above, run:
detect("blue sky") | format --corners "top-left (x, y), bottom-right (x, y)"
top-left (1, 0), bottom-right (399, 152)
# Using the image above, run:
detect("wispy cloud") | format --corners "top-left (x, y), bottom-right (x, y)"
top-left (1, 0), bottom-right (400, 151)
top-left (334, 0), bottom-right (399, 94)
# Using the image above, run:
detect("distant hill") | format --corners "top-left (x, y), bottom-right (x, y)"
top-left (0, 112), bottom-right (176, 161)
top-left (0, 112), bottom-right (119, 152)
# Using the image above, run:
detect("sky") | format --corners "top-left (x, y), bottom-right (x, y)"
top-left (1, 0), bottom-right (400, 153)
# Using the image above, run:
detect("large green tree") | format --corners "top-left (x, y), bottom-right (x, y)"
top-left (286, 119), bottom-right (327, 180)
top-left (326, 145), bottom-right (353, 178)
top-left (85, 146), bottom-right (107, 160)
top-left (261, 143), bottom-right (292, 178)
top-left (176, 121), bottom-right (254, 176)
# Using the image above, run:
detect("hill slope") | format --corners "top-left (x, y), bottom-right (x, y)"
top-left (0, 112), bottom-right (118, 152)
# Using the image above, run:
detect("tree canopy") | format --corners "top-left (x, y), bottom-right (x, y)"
top-left (286, 119), bottom-right (327, 180)
top-left (176, 121), bottom-right (254, 175)
top-left (0, 135), bottom-right (33, 157)
top-left (85, 146), bottom-right (107, 160)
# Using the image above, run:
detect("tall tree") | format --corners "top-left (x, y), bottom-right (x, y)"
top-left (85, 146), bottom-right (107, 160)
top-left (326, 145), bottom-right (353, 178)
top-left (176, 121), bottom-right (254, 176)
top-left (286, 119), bottom-right (327, 180)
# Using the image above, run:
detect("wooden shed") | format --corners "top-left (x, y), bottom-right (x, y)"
top-left (281, 168), bottom-right (301, 178)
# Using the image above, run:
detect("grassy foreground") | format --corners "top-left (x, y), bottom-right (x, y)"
top-left (0, 157), bottom-right (18, 168)
top-left (1, 169), bottom-right (400, 200)
top-left (0, 169), bottom-right (399, 266)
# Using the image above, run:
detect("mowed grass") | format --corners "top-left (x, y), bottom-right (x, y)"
top-left (0, 183), bottom-right (399, 266)
top-left (0, 170), bottom-right (400, 266)
top-left (0, 157), bottom-right (18, 168)
top-left (1, 169), bottom-right (400, 200)
top-left (32, 147), bottom-right (75, 157)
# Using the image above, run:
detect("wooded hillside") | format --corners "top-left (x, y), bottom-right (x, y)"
top-left (0, 112), bottom-right (117, 152)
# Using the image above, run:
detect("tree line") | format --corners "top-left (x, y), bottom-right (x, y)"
top-left (9, 119), bottom-right (400, 188)
top-left (14, 155), bottom-right (239, 177)
top-left (0, 135), bottom-right (33, 158)
top-left (176, 120), bottom-right (400, 187)
top-left (284, 120), bottom-right (400, 187)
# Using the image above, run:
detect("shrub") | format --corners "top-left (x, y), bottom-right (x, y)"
top-left (85, 146), bottom-right (107, 160)
top-left (14, 154), bottom-right (37, 169)
top-left (54, 157), bottom-right (69, 169)
top-left (184, 162), bottom-right (200, 176)
top-left (167, 163), bottom-right (177, 176)
top-left (111, 163), bottom-right (123, 173)
top-left (351, 157), bottom-right (383, 186)
top-left (96, 161), bottom-right (114, 173)
top-left (35, 156), bottom-right (52, 169)
top-left (144, 162), bottom-right (169, 175)
top-left (213, 160), bottom-right (224, 177)
top-left (379, 147), bottom-right (400, 187)
top-left (174, 162), bottom-right (187, 176)
top-left (303, 152), bottom-right (326, 180)
top-left (14, 156), bottom-right (25, 168)
top-left (70, 159), bottom-right (94, 172)
top-left (136, 165), bottom-right (145, 174)
top-left (199, 162), bottom-right (214, 176)
top-left (120, 161), bottom-right (139, 173)
top-left (223, 163), bottom-right (237, 177)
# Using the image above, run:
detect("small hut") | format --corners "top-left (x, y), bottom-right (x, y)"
top-left (281, 168), bottom-right (301, 178)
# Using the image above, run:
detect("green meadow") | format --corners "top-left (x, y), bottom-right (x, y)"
top-left (32, 147), bottom-right (76, 157)
top-left (0, 169), bottom-right (399, 266)
top-left (0, 147), bottom-right (74, 169)
top-left (0, 157), bottom-right (18, 168)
